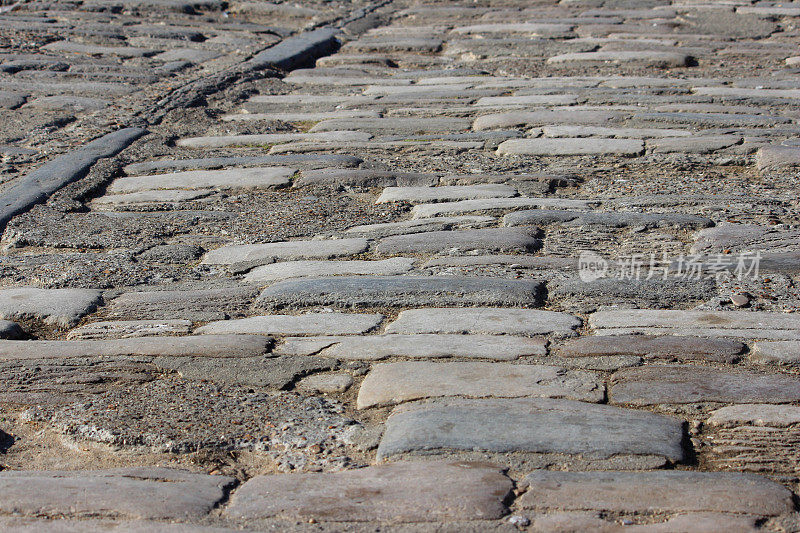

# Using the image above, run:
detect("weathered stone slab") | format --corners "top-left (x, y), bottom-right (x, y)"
top-left (106, 167), bottom-right (295, 194)
top-left (503, 209), bottom-right (712, 228)
top-left (610, 365), bottom-right (800, 405)
top-left (195, 313), bottom-right (383, 336)
top-left (276, 334), bottom-right (546, 360)
top-left (377, 397), bottom-right (684, 463)
top-left (108, 287), bottom-right (257, 321)
top-left (648, 135), bottom-right (741, 153)
top-left (42, 41), bottom-right (160, 57)
top-left (357, 362), bottom-right (604, 408)
top-left (497, 138), bottom-right (644, 156)
top-left (247, 27), bottom-right (340, 71)
top-left (528, 512), bottom-right (760, 533)
top-left (345, 216), bottom-right (494, 237)
top-left (376, 184), bottom-right (516, 204)
top-left (294, 169), bottom-right (437, 188)
top-left (475, 94), bottom-right (581, 106)
top-left (756, 145), bottom-right (800, 171)
top-left (707, 404), bottom-right (800, 427)
top-left (0, 335), bottom-right (272, 360)
top-left (557, 335), bottom-right (744, 363)
top-left (296, 372), bottom-right (353, 394)
top-left (519, 470), bottom-right (792, 516)
top-left (474, 110), bottom-right (624, 131)
top-left (451, 23), bottom-right (573, 36)
top-left (92, 189), bottom-right (213, 208)
top-left (67, 319), bottom-right (193, 340)
top-left (0, 518), bottom-right (243, 532)
top-left (0, 90), bottom-right (26, 109)
top-left (124, 154), bottom-right (361, 175)
top-left (225, 461), bottom-right (512, 522)
top-left (202, 238), bottom-right (369, 266)
top-left (0, 467), bottom-right (234, 519)
top-left (386, 308), bottom-right (580, 336)
top-left (176, 131), bottom-right (372, 149)
top-left (309, 117), bottom-right (470, 134)
top-left (257, 276), bottom-right (544, 309)
top-left (542, 125), bottom-right (691, 138)
top-left (692, 86), bottom-right (800, 99)
top-left (590, 309), bottom-right (800, 340)
top-left (375, 228), bottom-right (541, 254)
top-left (691, 222), bottom-right (800, 255)
top-left (26, 95), bottom-right (109, 112)
top-left (223, 110), bottom-right (381, 122)
top-left (547, 51), bottom-right (692, 67)
top-left (632, 111), bottom-right (790, 128)
top-left (0, 287), bottom-right (102, 327)
top-left (243, 258), bottom-right (415, 283)
top-left (411, 197), bottom-right (597, 218)
top-left (751, 340), bottom-right (800, 364)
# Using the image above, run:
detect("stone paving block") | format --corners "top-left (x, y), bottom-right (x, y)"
top-left (26, 95), bottom-right (109, 112)
top-left (92, 189), bottom-right (214, 208)
top-left (294, 169), bottom-right (437, 188)
top-left (451, 23), bottom-right (574, 36)
top-left (0, 287), bottom-right (102, 327)
top-left (201, 238), bottom-right (369, 266)
top-left (707, 404), bottom-right (800, 427)
top-left (67, 319), bottom-right (193, 340)
top-left (225, 461), bottom-right (512, 522)
top-left (108, 287), bottom-right (258, 321)
top-left (648, 135), bottom-right (741, 153)
top-left (345, 216), bottom-right (495, 237)
top-left (243, 258), bottom-right (415, 283)
top-left (557, 335), bottom-right (744, 363)
top-left (547, 51), bottom-right (692, 67)
top-left (0, 90), bottom-right (26, 109)
top-left (692, 86), bottom-right (800, 99)
top-left (42, 41), bottom-right (160, 57)
top-left (503, 209), bottom-right (712, 228)
top-left (519, 470), bottom-right (792, 516)
top-left (195, 312), bottom-right (383, 336)
top-left (308, 117), bottom-right (470, 134)
top-left (124, 154), bottom-right (361, 175)
top-left (475, 94), bottom-right (581, 106)
top-left (411, 197), bottom-right (597, 218)
top-left (377, 397), bottom-right (684, 463)
top-left (106, 167), bottom-right (295, 194)
top-left (0, 467), bottom-right (234, 520)
top-left (541, 125), bottom-right (692, 138)
top-left (0, 335), bottom-right (272, 360)
top-left (296, 372), bottom-right (353, 394)
top-left (385, 308), bottom-right (580, 336)
top-left (751, 340), bottom-right (800, 364)
top-left (474, 110), bottom-right (624, 130)
top-left (528, 512), bottom-right (760, 533)
top-left (357, 361), bottom-right (604, 408)
top-left (610, 365), bottom-right (800, 405)
top-left (176, 131), bottom-right (372, 149)
top-left (375, 228), bottom-right (541, 255)
top-left (0, 518), bottom-right (243, 532)
top-left (257, 276), bottom-right (544, 309)
top-left (497, 138), bottom-right (644, 156)
top-left (376, 184), bottom-right (516, 204)
top-left (756, 145), bottom-right (800, 171)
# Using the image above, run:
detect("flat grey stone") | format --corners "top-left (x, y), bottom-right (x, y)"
top-left (243, 258), bottom-right (415, 283)
top-left (296, 372), bottom-right (353, 394)
top-left (692, 86), bottom-right (800, 99)
top-left (411, 197), bottom-right (597, 218)
top-left (42, 41), bottom-right (160, 57)
top-left (377, 397), bottom-right (684, 463)
top-left (386, 308), bottom-right (580, 336)
top-left (202, 238), bottom-right (369, 266)
top-left (519, 470), bottom-right (792, 516)
top-left (451, 23), bottom-right (573, 35)
top-left (294, 169), bottom-right (437, 188)
top-left (223, 110), bottom-right (381, 122)
top-left (527, 512), bottom-right (759, 533)
top-left (0, 287), bottom-right (102, 327)
top-left (690, 222), bottom-right (800, 255)
top-left (124, 155), bottom-right (361, 175)
top-left (225, 461), bottom-right (512, 522)
top-left (106, 167), bottom-right (294, 194)
top-left (503, 209), bottom-right (712, 228)
top-left (282, 333), bottom-right (546, 361)
top-left (375, 228), bottom-right (541, 255)
top-left (92, 189), bottom-right (213, 208)
top-left (176, 131), bottom-right (372, 149)
top-left (707, 404), bottom-right (800, 427)
top-left (475, 94), bottom-right (581, 106)
top-left (610, 365), bottom-right (800, 405)
top-left (751, 340), bottom-right (800, 364)
top-left (357, 361), bottom-right (604, 408)
top-left (541, 125), bottom-right (691, 138)
top-left (247, 27), bottom-right (340, 70)
top-left (632, 111), bottom-right (790, 128)
top-left (0, 90), bottom-right (26, 109)
top-left (195, 313), bottom-right (383, 336)
top-left (0, 335), bottom-right (272, 360)
top-left (376, 184), bottom-right (516, 204)
top-left (547, 51), bottom-right (692, 67)
top-left (108, 287), bottom-right (257, 321)
top-left (553, 277), bottom-right (716, 307)
top-left (257, 276), bottom-right (544, 309)
top-left (648, 135), bottom-right (741, 153)
top-left (153, 48), bottom-right (221, 63)
top-left (497, 138), bottom-right (644, 156)
top-left (154, 355), bottom-right (333, 389)
top-left (0, 518), bottom-right (241, 532)
top-left (26, 95), bottom-right (109, 112)
top-left (0, 467), bottom-right (234, 520)
top-left (309, 117), bottom-right (470, 134)
top-left (557, 335), bottom-right (744, 363)
top-left (67, 319), bottom-right (193, 340)
top-left (345, 216), bottom-right (495, 237)
top-left (757, 145), bottom-right (800, 171)
top-left (474, 110), bottom-right (624, 131)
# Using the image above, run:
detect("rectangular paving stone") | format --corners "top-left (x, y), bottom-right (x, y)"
top-left (751, 340), bottom-right (800, 364)
top-left (256, 276), bottom-right (544, 309)
top-left (201, 238), bottom-right (369, 266)
top-left (243, 258), bottom-right (415, 283)
top-left (610, 365), bottom-right (800, 405)
top-left (0, 287), bottom-right (102, 327)
top-left (473, 110), bottom-right (626, 131)
top-left (308, 117), bottom-right (470, 134)
top-left (497, 138), bottom-right (644, 156)
top-left (0, 467), bottom-right (235, 520)
top-left (692, 86), bottom-right (800, 99)
top-left (377, 397), bottom-right (685, 463)
top-left (547, 51), bottom-right (692, 67)
top-left (556, 335), bottom-right (744, 363)
top-left (225, 461), bottom-right (512, 522)
top-left (67, 319), bottom-right (193, 340)
top-left (541, 125), bottom-right (692, 138)
top-left (376, 184), bottom-right (516, 204)
top-left (647, 135), bottom-right (741, 154)
top-left (519, 470), bottom-right (792, 516)
top-left (0, 335), bottom-right (272, 360)
top-left (475, 94), bottom-right (581, 106)
top-left (294, 169), bottom-right (437, 188)
top-left (176, 131), bottom-right (372, 149)
top-left (195, 313), bottom-right (383, 336)
top-left (375, 228), bottom-right (541, 255)
top-left (357, 361), bottom-right (604, 408)
top-left (451, 23), bottom-right (574, 36)
top-left (503, 209), bottom-right (712, 229)
top-left (345, 216), bottom-right (495, 237)
top-left (92, 189), bottom-right (214, 208)
top-left (106, 167), bottom-right (295, 194)
top-left (108, 287), bottom-right (258, 321)
top-left (411, 197), bottom-right (597, 218)
top-left (386, 308), bottom-right (581, 336)
top-left (42, 41), bottom-right (160, 57)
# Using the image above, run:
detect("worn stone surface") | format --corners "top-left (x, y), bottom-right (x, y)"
top-left (0, 287), bottom-right (102, 327)
top-left (67, 319), bottom-right (193, 340)
top-left (202, 239), bottom-right (370, 265)
top-left (243, 258), bottom-right (415, 283)
top-left (386, 308), bottom-right (580, 336)
top-left (557, 335), bottom-right (745, 363)
top-left (497, 138), bottom-right (644, 156)
top-left (195, 313), bottom-right (383, 336)
top-left (375, 228), bottom-right (541, 255)
top-left (751, 340), bottom-right (800, 364)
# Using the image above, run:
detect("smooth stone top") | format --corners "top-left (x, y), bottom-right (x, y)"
top-left (751, 340), bottom-right (800, 364)
top-left (707, 404), bottom-right (800, 427)
top-left (385, 308), bottom-right (580, 336)
top-left (497, 138), bottom-right (644, 156)
top-left (106, 168), bottom-right (295, 194)
top-left (195, 313), bottom-right (383, 336)
top-left (202, 238), bottom-right (370, 265)
top-left (66, 319), bottom-right (193, 340)
top-left (376, 184), bottom-right (516, 204)
top-left (375, 228), bottom-right (541, 254)
top-left (557, 335), bottom-right (744, 363)
top-left (243, 258), bottom-right (415, 283)
top-left (0, 287), bottom-right (102, 327)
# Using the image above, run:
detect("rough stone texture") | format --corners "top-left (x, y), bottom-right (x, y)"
top-left (202, 238), bottom-right (369, 265)
top-left (195, 313), bottom-right (383, 336)
top-left (497, 138), bottom-right (644, 156)
top-left (411, 197), bottom-right (596, 218)
top-left (707, 404), bottom-right (800, 427)
top-left (106, 167), bottom-right (295, 193)
top-left (356, 361), bottom-right (604, 408)
top-left (376, 184), bottom-right (516, 204)
top-left (0, 467), bottom-right (234, 520)
top-left (106, 287), bottom-right (258, 321)
top-left (610, 365), bottom-right (800, 405)
top-left (557, 335), bottom-right (745, 363)
top-left (225, 461), bottom-right (513, 522)
top-left (0, 287), bottom-right (102, 327)
top-left (296, 372), bottom-right (353, 394)
top-left (503, 209), bottom-right (713, 229)
top-left (67, 319), bottom-right (193, 340)
top-left (375, 228), bottom-right (541, 254)
top-left (377, 397), bottom-right (685, 463)
top-left (385, 308), bottom-right (580, 336)
top-left (751, 340), bottom-right (800, 364)
top-left (243, 258), bottom-right (415, 283)
top-left (257, 276), bottom-right (544, 309)
top-left (519, 470), bottom-right (792, 516)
